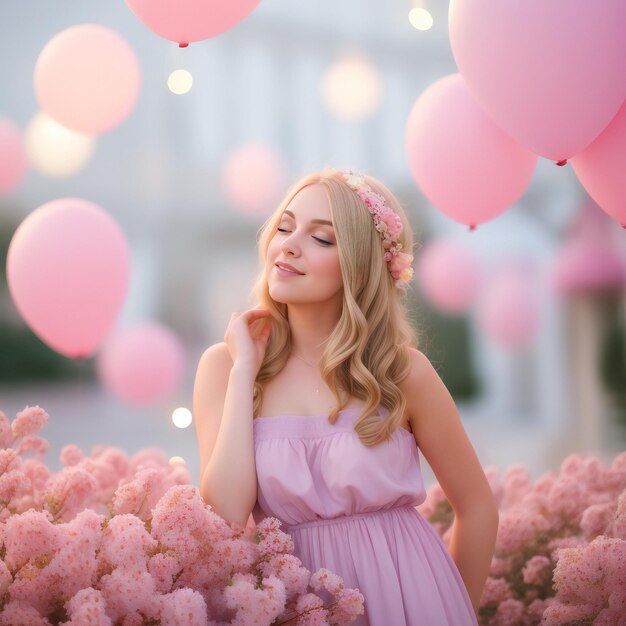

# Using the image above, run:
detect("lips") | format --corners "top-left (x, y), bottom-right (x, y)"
top-left (275, 262), bottom-right (304, 275)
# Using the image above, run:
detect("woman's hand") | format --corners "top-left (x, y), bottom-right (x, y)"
top-left (224, 307), bottom-right (273, 376)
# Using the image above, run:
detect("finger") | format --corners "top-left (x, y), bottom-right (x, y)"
top-left (243, 309), bottom-right (272, 319)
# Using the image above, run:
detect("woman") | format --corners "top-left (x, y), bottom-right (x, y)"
top-left (193, 168), bottom-right (498, 625)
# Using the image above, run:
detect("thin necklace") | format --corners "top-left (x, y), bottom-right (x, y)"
top-left (290, 350), bottom-right (321, 394)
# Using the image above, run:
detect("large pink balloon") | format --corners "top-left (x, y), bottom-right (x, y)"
top-left (449, 0), bottom-right (626, 163)
top-left (477, 264), bottom-right (539, 349)
top-left (221, 143), bottom-right (286, 215)
top-left (405, 74), bottom-right (537, 229)
top-left (6, 199), bottom-right (130, 358)
top-left (96, 322), bottom-right (186, 406)
top-left (570, 100), bottom-right (626, 228)
top-left (34, 24), bottom-right (141, 134)
top-left (0, 119), bottom-right (28, 195)
top-left (125, 0), bottom-right (261, 47)
top-left (416, 237), bottom-right (481, 314)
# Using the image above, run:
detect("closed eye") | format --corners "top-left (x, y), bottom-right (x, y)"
top-left (276, 228), bottom-right (333, 246)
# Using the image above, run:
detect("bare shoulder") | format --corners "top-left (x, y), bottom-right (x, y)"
top-left (398, 347), bottom-right (443, 441)
top-left (404, 347), bottom-right (432, 381)
top-left (197, 341), bottom-right (233, 371)
top-left (398, 348), bottom-right (434, 406)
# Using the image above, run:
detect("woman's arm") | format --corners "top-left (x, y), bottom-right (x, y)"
top-left (402, 348), bottom-right (499, 615)
top-left (193, 342), bottom-right (258, 528)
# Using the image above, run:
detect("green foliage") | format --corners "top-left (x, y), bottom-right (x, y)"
top-left (407, 290), bottom-right (481, 401)
top-left (0, 323), bottom-right (95, 383)
top-left (599, 308), bottom-right (626, 429)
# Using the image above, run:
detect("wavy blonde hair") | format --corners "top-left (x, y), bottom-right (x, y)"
top-left (248, 168), bottom-right (422, 447)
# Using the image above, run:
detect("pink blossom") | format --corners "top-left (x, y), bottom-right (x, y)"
top-left (522, 555), bottom-right (552, 585)
top-left (98, 568), bottom-right (157, 623)
top-left (257, 553), bottom-right (310, 598)
top-left (491, 598), bottom-right (526, 626)
top-left (148, 552), bottom-right (180, 593)
top-left (0, 410), bottom-right (12, 447)
top-left (496, 507), bottom-right (551, 552)
top-left (490, 556), bottom-right (513, 576)
top-left (309, 568), bottom-right (345, 596)
top-left (541, 598), bottom-right (597, 624)
top-left (49, 509), bottom-right (105, 601)
top-left (0, 448), bottom-right (20, 474)
top-left (255, 516), bottom-right (295, 558)
top-left (17, 435), bottom-right (49, 457)
top-left (0, 600), bottom-right (52, 626)
top-left (60, 444), bottom-right (84, 467)
top-left (0, 469), bottom-right (31, 504)
top-left (151, 485), bottom-right (228, 564)
top-left (21, 458), bottom-right (51, 494)
top-left (0, 560), bottom-right (12, 597)
top-left (11, 405), bottom-right (48, 439)
top-left (608, 490), bottom-right (626, 540)
top-left (500, 465), bottom-right (532, 509)
top-left (223, 572), bottom-right (286, 626)
top-left (552, 536), bottom-right (625, 614)
top-left (93, 446), bottom-right (130, 478)
top-left (387, 251), bottom-right (413, 280)
top-left (480, 576), bottom-right (514, 607)
top-left (2, 508), bottom-right (57, 571)
top-left (112, 467), bottom-right (165, 520)
top-left (158, 588), bottom-right (209, 626)
top-left (43, 466), bottom-right (98, 522)
top-left (99, 514), bottom-right (157, 568)
top-left (328, 587), bottom-right (366, 626)
top-left (580, 501), bottom-right (617, 540)
top-left (61, 587), bottom-right (112, 626)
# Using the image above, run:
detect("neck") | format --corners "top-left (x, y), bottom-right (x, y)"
top-left (286, 300), bottom-right (342, 363)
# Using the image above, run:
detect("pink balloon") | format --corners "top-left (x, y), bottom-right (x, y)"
top-left (477, 264), bottom-right (539, 349)
top-left (405, 74), bottom-right (537, 229)
top-left (0, 119), bottom-right (28, 195)
top-left (34, 24), bottom-right (141, 134)
top-left (552, 201), bottom-right (626, 294)
top-left (449, 0), bottom-right (626, 162)
top-left (6, 198), bottom-right (130, 358)
top-left (416, 237), bottom-right (481, 313)
top-left (96, 322), bottom-right (186, 406)
top-left (570, 100), bottom-right (626, 228)
top-left (125, 0), bottom-right (261, 46)
top-left (221, 143), bottom-right (286, 215)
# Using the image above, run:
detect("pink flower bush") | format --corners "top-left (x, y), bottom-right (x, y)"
top-left (0, 406), bottom-right (364, 625)
top-left (418, 451), bottom-right (626, 625)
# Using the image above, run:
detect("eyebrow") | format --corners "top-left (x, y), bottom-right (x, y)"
top-left (282, 209), bottom-right (333, 227)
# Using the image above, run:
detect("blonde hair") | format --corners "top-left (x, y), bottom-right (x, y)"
top-left (248, 168), bottom-right (423, 447)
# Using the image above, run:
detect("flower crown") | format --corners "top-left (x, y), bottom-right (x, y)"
top-left (340, 169), bottom-right (414, 287)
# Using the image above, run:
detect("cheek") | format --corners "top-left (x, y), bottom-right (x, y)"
top-left (320, 253), bottom-right (342, 283)
top-left (266, 238), bottom-right (279, 261)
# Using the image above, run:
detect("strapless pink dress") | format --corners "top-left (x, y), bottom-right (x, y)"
top-left (252, 404), bottom-right (478, 626)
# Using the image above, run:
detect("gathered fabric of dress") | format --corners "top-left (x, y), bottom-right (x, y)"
top-left (252, 403), bottom-right (479, 626)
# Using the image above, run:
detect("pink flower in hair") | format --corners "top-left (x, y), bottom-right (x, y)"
top-left (341, 168), bottom-right (414, 286)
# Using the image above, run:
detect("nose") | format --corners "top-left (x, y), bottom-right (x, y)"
top-left (279, 230), bottom-right (302, 257)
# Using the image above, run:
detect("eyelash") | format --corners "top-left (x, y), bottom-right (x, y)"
top-left (276, 227), bottom-right (332, 246)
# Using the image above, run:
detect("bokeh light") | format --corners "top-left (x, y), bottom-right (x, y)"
top-left (168, 69), bottom-right (193, 95)
top-left (172, 406), bottom-right (193, 429)
top-left (25, 111), bottom-right (95, 177)
top-left (321, 55), bottom-right (382, 121)
top-left (409, 8), bottom-right (434, 31)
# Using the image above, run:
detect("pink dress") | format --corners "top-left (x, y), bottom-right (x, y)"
top-left (252, 404), bottom-right (478, 626)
